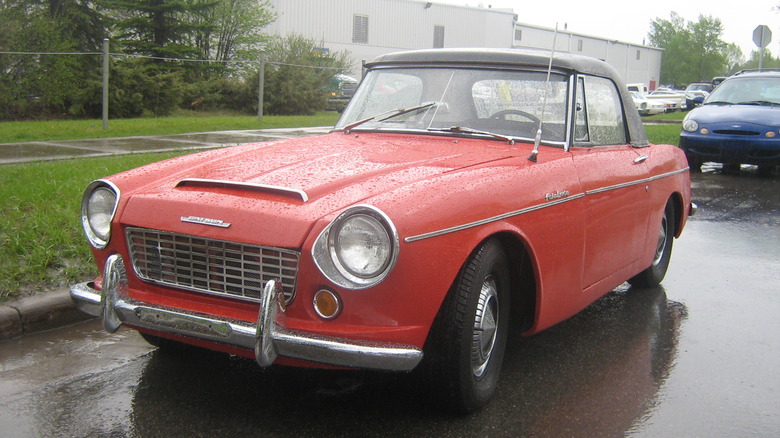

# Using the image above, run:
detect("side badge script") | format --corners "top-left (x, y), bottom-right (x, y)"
top-left (545, 190), bottom-right (570, 201)
top-left (180, 216), bottom-right (231, 228)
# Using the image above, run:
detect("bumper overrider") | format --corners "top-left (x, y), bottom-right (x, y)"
top-left (70, 254), bottom-right (423, 372)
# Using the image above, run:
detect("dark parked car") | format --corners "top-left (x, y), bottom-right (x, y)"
top-left (681, 70), bottom-right (780, 173)
top-left (685, 82), bottom-right (714, 93)
top-left (325, 74), bottom-right (358, 111)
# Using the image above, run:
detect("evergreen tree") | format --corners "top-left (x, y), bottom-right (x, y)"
top-left (103, 0), bottom-right (218, 59)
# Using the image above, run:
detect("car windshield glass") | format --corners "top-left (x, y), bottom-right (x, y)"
top-left (335, 67), bottom-right (569, 143)
top-left (706, 77), bottom-right (780, 105)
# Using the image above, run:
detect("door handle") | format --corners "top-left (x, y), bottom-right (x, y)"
top-left (634, 155), bottom-right (648, 163)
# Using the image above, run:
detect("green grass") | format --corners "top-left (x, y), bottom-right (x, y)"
top-left (0, 111), bottom-right (340, 143)
top-left (0, 152), bottom-right (190, 301)
top-left (643, 111), bottom-right (687, 122)
top-left (646, 123), bottom-right (682, 146)
top-left (0, 111), bottom-right (341, 302)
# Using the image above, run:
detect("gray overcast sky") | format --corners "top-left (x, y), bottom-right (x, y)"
top-left (437, 0), bottom-right (780, 57)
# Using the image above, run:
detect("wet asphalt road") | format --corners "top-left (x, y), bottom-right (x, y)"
top-left (1, 165), bottom-right (778, 437)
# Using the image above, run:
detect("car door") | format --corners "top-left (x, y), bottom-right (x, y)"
top-left (570, 76), bottom-right (651, 291)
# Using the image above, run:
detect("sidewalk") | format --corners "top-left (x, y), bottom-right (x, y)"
top-left (0, 126), bottom-right (332, 164)
top-left (0, 126), bottom-right (331, 340)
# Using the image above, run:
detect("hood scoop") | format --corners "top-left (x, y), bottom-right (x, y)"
top-left (176, 178), bottom-right (309, 203)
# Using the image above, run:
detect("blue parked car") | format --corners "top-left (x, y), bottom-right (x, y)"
top-left (680, 70), bottom-right (780, 174)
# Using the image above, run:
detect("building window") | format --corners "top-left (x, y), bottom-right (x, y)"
top-left (434, 25), bottom-right (445, 48)
top-left (577, 39), bottom-right (583, 51)
top-left (353, 15), bottom-right (368, 44)
top-left (514, 29), bottom-right (522, 41)
top-left (636, 50), bottom-right (641, 60)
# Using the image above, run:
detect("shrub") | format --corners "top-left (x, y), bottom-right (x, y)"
top-left (109, 58), bottom-right (184, 118)
top-left (258, 35), bottom-right (352, 115)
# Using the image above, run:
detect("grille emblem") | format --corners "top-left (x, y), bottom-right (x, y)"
top-left (180, 216), bottom-right (231, 228)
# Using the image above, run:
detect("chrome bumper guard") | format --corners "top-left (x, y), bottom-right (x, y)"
top-left (70, 254), bottom-right (422, 372)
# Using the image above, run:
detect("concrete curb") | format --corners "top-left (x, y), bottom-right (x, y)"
top-left (0, 288), bottom-right (92, 341)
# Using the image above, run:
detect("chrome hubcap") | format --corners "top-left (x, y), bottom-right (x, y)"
top-left (653, 212), bottom-right (668, 266)
top-left (471, 275), bottom-right (499, 378)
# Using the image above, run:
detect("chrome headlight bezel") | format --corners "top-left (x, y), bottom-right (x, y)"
top-left (312, 205), bottom-right (399, 290)
top-left (81, 180), bottom-right (120, 249)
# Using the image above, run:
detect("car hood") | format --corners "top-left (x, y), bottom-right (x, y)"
top-left (114, 132), bottom-right (519, 248)
top-left (689, 103), bottom-right (780, 126)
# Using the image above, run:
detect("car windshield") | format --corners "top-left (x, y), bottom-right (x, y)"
top-left (335, 67), bottom-right (570, 143)
top-left (706, 76), bottom-right (780, 105)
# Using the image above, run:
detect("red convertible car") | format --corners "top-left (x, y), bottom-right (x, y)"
top-left (71, 48), bottom-right (694, 413)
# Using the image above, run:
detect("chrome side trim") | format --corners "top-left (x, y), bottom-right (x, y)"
top-left (586, 168), bottom-right (690, 195)
top-left (405, 167), bottom-right (690, 243)
top-left (69, 256), bottom-right (422, 372)
top-left (404, 194), bottom-right (585, 243)
top-left (177, 178), bottom-right (309, 203)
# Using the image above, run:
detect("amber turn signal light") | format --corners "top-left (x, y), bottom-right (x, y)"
top-left (313, 289), bottom-right (342, 319)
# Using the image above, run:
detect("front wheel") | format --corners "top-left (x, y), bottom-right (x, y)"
top-left (629, 200), bottom-right (675, 288)
top-left (425, 239), bottom-right (511, 413)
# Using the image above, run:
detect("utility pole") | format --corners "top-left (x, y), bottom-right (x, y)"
top-left (102, 38), bottom-right (109, 130)
top-left (258, 54), bottom-right (265, 122)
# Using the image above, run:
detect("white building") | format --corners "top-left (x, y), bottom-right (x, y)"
top-left (265, 0), bottom-right (661, 88)
top-left (513, 23), bottom-right (663, 89)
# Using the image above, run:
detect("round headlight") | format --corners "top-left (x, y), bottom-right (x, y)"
top-left (333, 213), bottom-right (392, 278)
top-left (682, 119), bottom-right (699, 133)
top-left (312, 205), bottom-right (399, 289)
top-left (81, 180), bottom-right (119, 249)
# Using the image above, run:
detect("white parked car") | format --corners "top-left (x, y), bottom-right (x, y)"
top-left (630, 91), bottom-right (666, 116)
top-left (647, 88), bottom-right (687, 112)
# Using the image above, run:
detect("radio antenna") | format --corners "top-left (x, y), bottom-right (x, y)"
top-left (529, 23), bottom-right (559, 162)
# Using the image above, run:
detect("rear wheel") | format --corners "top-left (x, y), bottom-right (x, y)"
top-left (629, 200), bottom-right (675, 288)
top-left (426, 239), bottom-right (511, 413)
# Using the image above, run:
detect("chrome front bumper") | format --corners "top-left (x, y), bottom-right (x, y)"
top-left (70, 254), bottom-right (423, 372)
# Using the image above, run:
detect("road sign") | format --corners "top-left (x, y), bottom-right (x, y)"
top-left (753, 25), bottom-right (772, 48)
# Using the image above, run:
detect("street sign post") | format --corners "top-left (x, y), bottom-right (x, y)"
top-left (753, 25), bottom-right (772, 69)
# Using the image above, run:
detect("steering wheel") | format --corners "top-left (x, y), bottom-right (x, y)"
top-left (489, 109), bottom-right (540, 125)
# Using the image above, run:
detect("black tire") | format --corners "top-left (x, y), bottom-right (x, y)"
top-left (757, 165), bottom-right (775, 176)
top-left (425, 238), bottom-right (511, 414)
top-left (685, 153), bottom-right (702, 173)
top-left (629, 200), bottom-right (675, 288)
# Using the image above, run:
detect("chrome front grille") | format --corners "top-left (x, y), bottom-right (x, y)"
top-left (126, 227), bottom-right (299, 303)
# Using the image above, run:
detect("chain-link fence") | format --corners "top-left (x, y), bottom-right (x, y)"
top-left (1, 40), bottom-right (348, 126)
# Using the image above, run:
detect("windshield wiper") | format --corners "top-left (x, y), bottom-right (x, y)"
top-left (427, 126), bottom-right (518, 145)
top-left (704, 100), bottom-right (734, 105)
top-left (738, 100), bottom-right (780, 107)
top-left (343, 102), bottom-right (437, 132)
